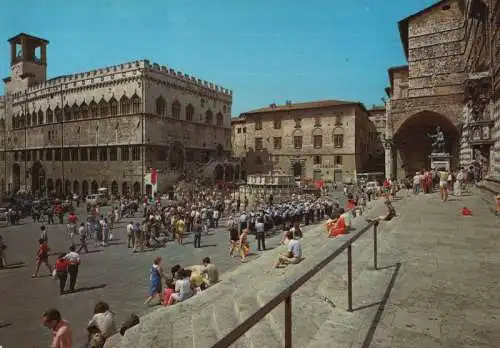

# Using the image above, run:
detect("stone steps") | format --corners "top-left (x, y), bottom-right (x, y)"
top-left (104, 199), bottom-right (395, 348)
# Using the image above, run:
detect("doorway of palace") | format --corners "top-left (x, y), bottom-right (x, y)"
top-left (64, 180), bottom-right (71, 195)
top-left (73, 181), bottom-right (79, 195)
top-left (82, 181), bottom-right (89, 196)
top-left (133, 182), bottom-right (141, 195)
top-left (214, 165), bottom-right (224, 181)
top-left (12, 164), bottom-right (21, 193)
top-left (292, 162), bottom-right (303, 178)
top-left (91, 181), bottom-right (98, 194)
top-left (31, 161), bottom-right (45, 195)
top-left (224, 165), bottom-right (234, 182)
top-left (47, 178), bottom-right (54, 193)
top-left (55, 179), bottom-right (62, 195)
top-left (122, 182), bottom-right (128, 196)
top-left (168, 142), bottom-right (185, 171)
top-left (393, 111), bottom-right (459, 179)
top-left (111, 181), bottom-right (118, 196)
top-left (215, 144), bottom-right (224, 158)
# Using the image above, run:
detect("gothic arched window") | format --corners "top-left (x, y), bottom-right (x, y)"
top-left (156, 96), bottom-right (166, 116)
top-left (172, 100), bottom-right (181, 119)
top-left (120, 95), bottom-right (130, 114)
top-left (185, 104), bottom-right (194, 122)
top-left (205, 109), bottom-right (213, 124)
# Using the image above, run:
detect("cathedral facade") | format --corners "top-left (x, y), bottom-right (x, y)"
top-left (0, 33), bottom-right (235, 197)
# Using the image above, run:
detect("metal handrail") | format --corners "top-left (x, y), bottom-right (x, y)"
top-left (212, 221), bottom-right (379, 348)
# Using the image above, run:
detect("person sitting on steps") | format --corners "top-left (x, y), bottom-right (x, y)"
top-left (366, 200), bottom-right (396, 223)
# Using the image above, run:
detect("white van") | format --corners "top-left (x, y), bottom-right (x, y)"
top-left (86, 194), bottom-right (108, 206)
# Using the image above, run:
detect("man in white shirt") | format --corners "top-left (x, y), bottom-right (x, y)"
top-left (126, 221), bottom-right (134, 248)
top-left (413, 172), bottom-right (421, 194)
top-left (65, 245), bottom-right (81, 292)
top-left (274, 231), bottom-right (302, 268)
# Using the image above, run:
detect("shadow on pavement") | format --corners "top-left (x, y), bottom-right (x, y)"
top-left (360, 262), bottom-right (402, 348)
top-left (0, 321), bottom-right (12, 329)
top-left (199, 244), bottom-right (217, 248)
top-left (66, 284), bottom-right (107, 294)
top-left (0, 261), bottom-right (25, 270)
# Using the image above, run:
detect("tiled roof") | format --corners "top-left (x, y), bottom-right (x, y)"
top-left (242, 99), bottom-right (364, 115)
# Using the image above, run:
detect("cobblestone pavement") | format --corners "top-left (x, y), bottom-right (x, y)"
top-left (0, 194), bottom-right (346, 348)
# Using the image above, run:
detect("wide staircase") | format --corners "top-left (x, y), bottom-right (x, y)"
top-left (105, 198), bottom-right (409, 348)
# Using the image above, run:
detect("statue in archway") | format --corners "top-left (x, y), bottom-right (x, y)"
top-left (427, 126), bottom-right (446, 154)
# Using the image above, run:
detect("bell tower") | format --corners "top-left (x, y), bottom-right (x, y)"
top-left (6, 33), bottom-right (49, 91)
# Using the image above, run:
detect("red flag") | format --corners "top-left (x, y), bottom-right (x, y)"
top-left (151, 168), bottom-right (157, 185)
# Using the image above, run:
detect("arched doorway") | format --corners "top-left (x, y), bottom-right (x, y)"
top-left (73, 180), bottom-right (79, 195)
top-left (64, 180), bottom-right (71, 194)
top-left (111, 181), bottom-right (118, 195)
top-left (47, 178), bottom-right (54, 193)
top-left (31, 161), bottom-right (44, 195)
top-left (292, 162), bottom-right (303, 178)
top-left (122, 182), bottom-right (129, 195)
top-left (12, 164), bottom-right (21, 193)
top-left (214, 165), bottom-right (224, 181)
top-left (55, 179), bottom-right (62, 195)
top-left (82, 181), bottom-right (89, 196)
top-left (133, 182), bottom-right (141, 195)
top-left (168, 142), bottom-right (185, 171)
top-left (91, 180), bottom-right (98, 193)
top-left (224, 165), bottom-right (234, 182)
top-left (393, 111), bottom-right (459, 179)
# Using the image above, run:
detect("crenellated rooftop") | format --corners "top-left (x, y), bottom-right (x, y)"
top-left (11, 59), bottom-right (232, 99)
top-left (144, 60), bottom-right (232, 96)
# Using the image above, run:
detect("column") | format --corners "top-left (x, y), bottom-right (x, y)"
top-left (384, 145), bottom-right (393, 180)
top-left (41, 44), bottom-right (47, 65)
top-left (10, 42), bottom-right (16, 65)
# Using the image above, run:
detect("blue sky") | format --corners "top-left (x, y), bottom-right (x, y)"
top-left (1, 0), bottom-right (437, 115)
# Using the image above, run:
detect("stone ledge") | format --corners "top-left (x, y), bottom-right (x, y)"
top-left (105, 200), bottom-right (389, 348)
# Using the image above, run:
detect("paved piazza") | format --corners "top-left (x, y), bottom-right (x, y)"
top-left (0, 202), bottom-right (336, 347)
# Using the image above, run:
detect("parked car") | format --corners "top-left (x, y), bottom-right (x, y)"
top-left (86, 194), bottom-right (108, 206)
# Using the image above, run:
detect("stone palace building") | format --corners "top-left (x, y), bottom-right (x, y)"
top-left (231, 100), bottom-right (378, 183)
top-left (0, 33), bottom-right (238, 197)
top-left (384, 0), bottom-right (500, 181)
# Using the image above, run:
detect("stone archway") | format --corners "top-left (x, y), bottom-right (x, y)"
top-left (91, 180), bottom-right (98, 194)
top-left (82, 180), bottom-right (89, 196)
top-left (64, 180), bottom-right (71, 194)
top-left (122, 182), bottom-right (129, 195)
top-left (214, 165), bottom-right (224, 181)
top-left (224, 165), bottom-right (234, 182)
top-left (168, 142), bottom-right (185, 171)
top-left (12, 164), bottom-right (21, 193)
top-left (393, 110), bottom-right (459, 179)
top-left (31, 161), bottom-right (45, 195)
top-left (73, 180), bottom-right (79, 194)
top-left (133, 182), bottom-right (141, 195)
top-left (111, 181), bottom-right (118, 195)
top-left (47, 178), bottom-right (54, 193)
top-left (55, 179), bottom-right (63, 195)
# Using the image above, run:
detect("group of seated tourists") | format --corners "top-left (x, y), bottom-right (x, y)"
top-left (326, 199), bottom-right (396, 238)
top-left (163, 257), bottom-right (220, 306)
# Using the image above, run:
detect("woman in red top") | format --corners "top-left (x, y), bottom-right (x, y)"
top-left (55, 254), bottom-right (69, 295)
top-left (33, 238), bottom-right (52, 278)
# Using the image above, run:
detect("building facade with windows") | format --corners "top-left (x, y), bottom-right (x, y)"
top-left (0, 33), bottom-right (234, 196)
top-left (231, 100), bottom-right (378, 183)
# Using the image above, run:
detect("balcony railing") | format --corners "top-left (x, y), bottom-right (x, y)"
top-left (212, 221), bottom-right (380, 348)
